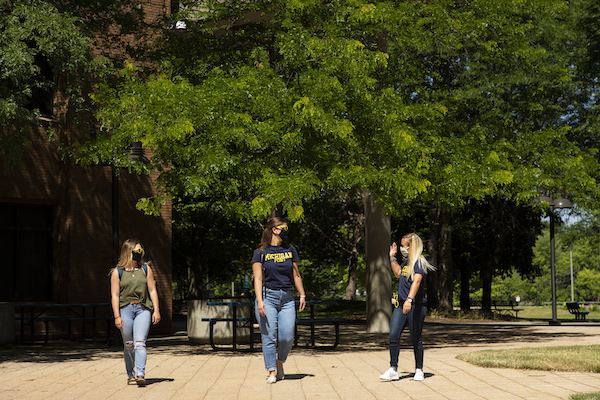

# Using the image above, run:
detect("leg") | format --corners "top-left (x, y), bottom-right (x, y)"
top-left (132, 305), bottom-right (152, 378)
top-left (119, 304), bottom-right (135, 378)
top-left (276, 291), bottom-right (296, 364)
top-left (256, 290), bottom-right (279, 372)
top-left (407, 304), bottom-right (427, 369)
top-left (388, 307), bottom-right (408, 368)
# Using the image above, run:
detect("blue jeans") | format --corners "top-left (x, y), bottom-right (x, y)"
top-left (255, 288), bottom-right (296, 371)
top-left (388, 303), bottom-right (427, 369)
top-left (120, 303), bottom-right (151, 377)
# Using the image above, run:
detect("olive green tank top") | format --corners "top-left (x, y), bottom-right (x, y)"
top-left (118, 266), bottom-right (154, 311)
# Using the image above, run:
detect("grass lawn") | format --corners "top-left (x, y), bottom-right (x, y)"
top-left (457, 345), bottom-right (600, 373)
top-left (513, 305), bottom-right (600, 321)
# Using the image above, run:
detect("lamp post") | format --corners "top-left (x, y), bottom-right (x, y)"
top-left (540, 193), bottom-right (573, 326)
top-left (562, 245), bottom-right (574, 302)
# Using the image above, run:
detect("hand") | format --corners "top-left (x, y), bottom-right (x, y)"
top-left (115, 316), bottom-right (123, 330)
top-left (402, 299), bottom-right (411, 314)
top-left (152, 311), bottom-right (161, 325)
top-left (389, 242), bottom-right (398, 258)
top-left (298, 296), bottom-right (306, 312)
top-left (257, 300), bottom-right (267, 316)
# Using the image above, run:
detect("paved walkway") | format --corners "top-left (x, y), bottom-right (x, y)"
top-left (1, 319), bottom-right (599, 399)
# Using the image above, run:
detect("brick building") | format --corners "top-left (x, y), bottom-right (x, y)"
top-left (0, 0), bottom-right (175, 337)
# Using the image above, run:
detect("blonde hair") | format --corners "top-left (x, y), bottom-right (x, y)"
top-left (403, 233), bottom-right (435, 280)
top-left (109, 239), bottom-right (146, 276)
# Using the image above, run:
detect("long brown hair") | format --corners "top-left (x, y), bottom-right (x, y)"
top-left (116, 238), bottom-right (145, 269)
top-left (258, 217), bottom-right (288, 249)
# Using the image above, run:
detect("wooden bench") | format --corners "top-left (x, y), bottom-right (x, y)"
top-left (493, 301), bottom-right (523, 318)
top-left (566, 302), bottom-right (590, 321)
top-left (294, 317), bottom-right (346, 349)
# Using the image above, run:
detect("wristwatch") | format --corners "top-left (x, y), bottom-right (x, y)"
top-left (407, 297), bottom-right (413, 303)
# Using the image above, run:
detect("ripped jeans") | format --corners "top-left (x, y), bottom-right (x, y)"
top-left (255, 288), bottom-right (296, 371)
top-left (120, 303), bottom-right (151, 377)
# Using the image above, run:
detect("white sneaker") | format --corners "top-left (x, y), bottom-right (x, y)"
top-left (379, 367), bottom-right (400, 381)
top-left (266, 375), bottom-right (277, 384)
top-left (414, 368), bottom-right (424, 381)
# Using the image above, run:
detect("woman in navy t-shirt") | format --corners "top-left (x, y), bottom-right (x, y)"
top-left (252, 217), bottom-right (306, 384)
top-left (379, 232), bottom-right (435, 382)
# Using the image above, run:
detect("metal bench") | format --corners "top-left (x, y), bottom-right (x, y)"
top-left (294, 317), bottom-right (346, 349)
top-left (566, 302), bottom-right (590, 321)
top-left (201, 317), bottom-right (256, 351)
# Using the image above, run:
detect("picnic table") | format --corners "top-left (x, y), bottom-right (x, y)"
top-left (15, 303), bottom-right (113, 343)
top-left (295, 300), bottom-right (345, 349)
top-left (203, 301), bottom-right (255, 351)
top-left (203, 299), bottom-right (345, 351)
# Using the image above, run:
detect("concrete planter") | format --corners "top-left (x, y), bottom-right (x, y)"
top-left (187, 299), bottom-right (254, 344)
top-left (0, 303), bottom-right (15, 345)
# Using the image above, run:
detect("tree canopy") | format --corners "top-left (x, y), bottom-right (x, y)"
top-left (0, 0), bottom-right (91, 164)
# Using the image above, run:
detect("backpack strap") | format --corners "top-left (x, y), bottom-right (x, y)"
top-left (260, 249), bottom-right (266, 299)
top-left (117, 265), bottom-right (148, 280)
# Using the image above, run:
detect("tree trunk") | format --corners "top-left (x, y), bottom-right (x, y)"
top-left (427, 207), bottom-right (440, 310)
top-left (437, 207), bottom-right (454, 312)
top-left (345, 244), bottom-right (359, 300)
top-left (459, 261), bottom-right (470, 312)
top-left (187, 226), bottom-right (205, 300)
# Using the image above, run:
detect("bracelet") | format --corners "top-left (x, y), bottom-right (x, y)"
top-left (390, 258), bottom-right (397, 262)
top-left (115, 316), bottom-right (121, 319)
top-left (299, 295), bottom-right (306, 298)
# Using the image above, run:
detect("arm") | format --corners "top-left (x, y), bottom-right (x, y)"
top-left (252, 261), bottom-right (267, 316)
top-left (110, 269), bottom-right (123, 329)
top-left (389, 242), bottom-right (402, 278)
top-left (292, 261), bottom-right (306, 312)
top-left (146, 266), bottom-right (161, 325)
top-left (402, 273), bottom-right (423, 314)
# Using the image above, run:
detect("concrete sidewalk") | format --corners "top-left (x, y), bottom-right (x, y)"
top-left (1, 319), bottom-right (599, 399)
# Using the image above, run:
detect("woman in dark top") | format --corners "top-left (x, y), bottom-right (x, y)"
top-left (110, 239), bottom-right (161, 387)
top-left (379, 232), bottom-right (435, 382)
top-left (252, 217), bottom-right (306, 384)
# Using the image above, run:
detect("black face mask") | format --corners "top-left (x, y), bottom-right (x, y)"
top-left (278, 230), bottom-right (289, 241)
top-left (132, 251), bottom-right (142, 263)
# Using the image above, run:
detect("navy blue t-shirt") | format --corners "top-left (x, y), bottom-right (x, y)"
top-left (398, 259), bottom-right (427, 304)
top-left (252, 244), bottom-right (299, 290)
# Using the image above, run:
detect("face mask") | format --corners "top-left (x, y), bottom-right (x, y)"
top-left (400, 247), bottom-right (409, 257)
top-left (132, 250), bottom-right (142, 263)
top-left (278, 229), bottom-right (289, 241)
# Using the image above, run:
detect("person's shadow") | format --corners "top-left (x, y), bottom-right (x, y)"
top-left (397, 372), bottom-right (435, 380)
top-left (283, 373), bottom-right (315, 380)
top-left (142, 378), bottom-right (175, 386)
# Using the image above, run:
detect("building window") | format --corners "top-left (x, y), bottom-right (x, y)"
top-left (0, 204), bottom-right (53, 301)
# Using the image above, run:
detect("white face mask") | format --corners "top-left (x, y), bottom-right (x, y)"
top-left (400, 247), bottom-right (409, 257)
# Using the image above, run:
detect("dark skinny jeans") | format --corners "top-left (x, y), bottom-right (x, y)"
top-left (388, 303), bottom-right (427, 369)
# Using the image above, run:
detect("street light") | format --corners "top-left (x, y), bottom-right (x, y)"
top-left (540, 193), bottom-right (573, 326)
top-left (562, 245), bottom-right (574, 302)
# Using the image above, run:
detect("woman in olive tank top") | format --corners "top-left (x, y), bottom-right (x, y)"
top-left (110, 239), bottom-right (161, 387)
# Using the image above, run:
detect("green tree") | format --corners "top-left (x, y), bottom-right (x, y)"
top-left (0, 0), bottom-right (91, 164)
top-left (69, 0), bottom-right (600, 304)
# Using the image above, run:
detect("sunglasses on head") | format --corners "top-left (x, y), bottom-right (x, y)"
top-left (275, 225), bottom-right (289, 231)
top-left (132, 248), bottom-right (143, 254)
